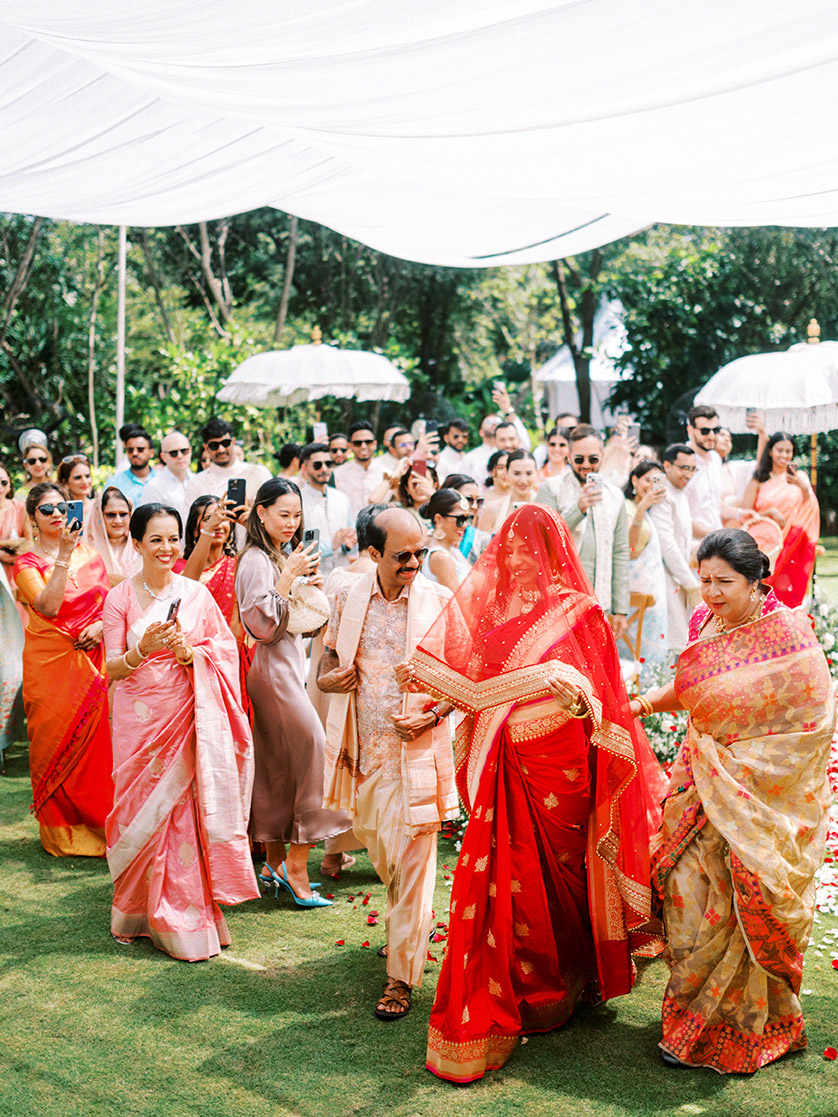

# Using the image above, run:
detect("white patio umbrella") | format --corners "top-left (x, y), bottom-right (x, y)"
top-left (693, 333), bottom-right (838, 436)
top-left (216, 332), bottom-right (411, 408)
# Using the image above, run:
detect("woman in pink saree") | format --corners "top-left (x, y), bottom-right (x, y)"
top-left (741, 432), bottom-right (819, 607)
top-left (633, 528), bottom-right (834, 1073)
top-left (103, 503), bottom-right (258, 961)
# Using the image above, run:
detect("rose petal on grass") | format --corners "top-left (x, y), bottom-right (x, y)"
top-left (361, 941), bottom-right (371, 948)
top-left (335, 940), bottom-right (345, 946)
top-left (367, 915), bottom-right (379, 925)
top-left (824, 1047), bottom-right (837, 1060)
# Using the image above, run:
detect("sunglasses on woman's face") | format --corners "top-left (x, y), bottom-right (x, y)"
top-left (36, 502), bottom-right (68, 516)
top-left (0, 479), bottom-right (9, 488)
top-left (444, 514), bottom-right (471, 528)
top-left (206, 437), bottom-right (233, 450)
top-left (61, 453), bottom-right (88, 464)
top-left (26, 456), bottom-right (48, 465)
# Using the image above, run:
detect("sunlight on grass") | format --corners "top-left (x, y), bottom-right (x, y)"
top-left (1, 739), bottom-right (837, 1117)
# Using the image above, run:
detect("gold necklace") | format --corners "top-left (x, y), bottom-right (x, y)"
top-left (714, 597), bottom-right (762, 634)
top-left (518, 586), bottom-right (540, 614)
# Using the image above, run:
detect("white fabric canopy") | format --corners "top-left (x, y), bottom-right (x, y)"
top-left (216, 345), bottom-right (411, 408)
top-left (2, 2), bottom-right (838, 266)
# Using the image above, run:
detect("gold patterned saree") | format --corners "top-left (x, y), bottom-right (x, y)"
top-left (652, 595), bottom-right (835, 1073)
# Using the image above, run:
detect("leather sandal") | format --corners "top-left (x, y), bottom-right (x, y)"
top-left (374, 977), bottom-right (412, 1021)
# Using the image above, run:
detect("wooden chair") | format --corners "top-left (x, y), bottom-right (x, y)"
top-left (619, 591), bottom-right (656, 687)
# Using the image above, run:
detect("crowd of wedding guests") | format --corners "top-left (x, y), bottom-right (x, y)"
top-left (0, 389), bottom-right (832, 1080)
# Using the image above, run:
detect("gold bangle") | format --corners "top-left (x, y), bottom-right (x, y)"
top-left (54, 559), bottom-right (70, 569)
top-left (177, 646), bottom-right (194, 667)
top-left (636, 695), bottom-right (654, 718)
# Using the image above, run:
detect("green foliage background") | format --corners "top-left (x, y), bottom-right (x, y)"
top-left (3, 212), bottom-right (838, 510)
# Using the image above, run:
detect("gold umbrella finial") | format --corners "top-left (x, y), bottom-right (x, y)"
top-left (311, 325), bottom-right (322, 345)
top-left (807, 318), bottom-right (821, 344)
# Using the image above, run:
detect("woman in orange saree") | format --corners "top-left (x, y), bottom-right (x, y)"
top-left (742, 432), bottom-right (819, 607)
top-left (103, 504), bottom-right (258, 961)
top-left (13, 483), bottom-right (113, 857)
top-left (409, 504), bottom-right (666, 1083)
top-left (635, 528), bottom-right (835, 1073)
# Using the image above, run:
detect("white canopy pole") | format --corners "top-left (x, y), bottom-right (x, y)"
top-left (115, 224), bottom-right (127, 469)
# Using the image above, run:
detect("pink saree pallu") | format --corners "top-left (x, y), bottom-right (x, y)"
top-left (103, 575), bottom-right (258, 961)
top-left (652, 600), bottom-right (835, 1073)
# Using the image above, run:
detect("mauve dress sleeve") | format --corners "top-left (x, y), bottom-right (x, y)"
top-left (235, 548), bottom-right (290, 643)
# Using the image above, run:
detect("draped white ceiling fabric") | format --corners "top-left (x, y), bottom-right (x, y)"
top-left (2, 1), bottom-right (838, 266)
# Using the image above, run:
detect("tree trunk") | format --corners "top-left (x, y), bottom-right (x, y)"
top-left (87, 228), bottom-right (105, 468)
top-left (273, 215), bottom-right (298, 346)
top-left (0, 216), bottom-right (43, 348)
top-left (140, 232), bottom-right (176, 344)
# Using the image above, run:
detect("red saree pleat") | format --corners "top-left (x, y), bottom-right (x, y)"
top-left (427, 714), bottom-right (598, 1082)
top-left (768, 525), bottom-right (815, 607)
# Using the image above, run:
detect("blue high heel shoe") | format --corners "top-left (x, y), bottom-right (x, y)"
top-left (260, 862), bottom-right (320, 897)
top-left (276, 863), bottom-right (333, 908)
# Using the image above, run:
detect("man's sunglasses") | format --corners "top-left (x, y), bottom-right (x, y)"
top-left (36, 502), bottom-right (68, 515)
top-left (165, 447), bottom-right (190, 457)
top-left (206, 437), bottom-right (233, 450)
top-left (388, 547), bottom-right (429, 564)
top-left (25, 456), bottom-right (49, 465)
top-left (572, 455), bottom-right (601, 465)
top-left (351, 438), bottom-right (375, 447)
top-left (310, 459), bottom-right (334, 470)
top-left (444, 514), bottom-right (471, 528)
top-left (694, 425), bottom-right (721, 435)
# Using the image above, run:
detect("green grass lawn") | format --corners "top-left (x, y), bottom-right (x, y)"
top-left (2, 738), bottom-right (837, 1117)
top-left (815, 537), bottom-right (838, 608)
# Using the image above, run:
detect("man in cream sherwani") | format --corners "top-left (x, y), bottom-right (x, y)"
top-left (647, 443), bottom-right (701, 653)
top-left (535, 424), bottom-right (629, 639)
top-left (317, 508), bottom-right (459, 1022)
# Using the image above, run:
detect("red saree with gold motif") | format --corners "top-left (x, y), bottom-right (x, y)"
top-left (14, 544), bottom-right (113, 856)
top-left (411, 504), bottom-right (666, 1082)
top-left (651, 593), bottom-right (834, 1073)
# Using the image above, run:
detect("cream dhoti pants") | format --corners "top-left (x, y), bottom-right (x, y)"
top-left (353, 767), bottom-right (438, 988)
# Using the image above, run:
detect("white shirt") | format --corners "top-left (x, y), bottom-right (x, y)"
top-left (334, 459), bottom-right (382, 517)
top-left (436, 445), bottom-right (467, 483)
top-left (137, 467), bottom-right (191, 522)
top-left (461, 443), bottom-right (494, 489)
top-left (685, 448), bottom-right (723, 534)
top-left (299, 480), bottom-right (353, 572)
top-left (184, 459), bottom-right (271, 508)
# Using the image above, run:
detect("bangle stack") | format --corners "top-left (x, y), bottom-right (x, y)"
top-left (636, 694), bottom-right (655, 718)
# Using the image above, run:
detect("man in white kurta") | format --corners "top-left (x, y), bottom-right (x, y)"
top-left (647, 444), bottom-right (701, 653)
top-left (535, 425), bottom-right (629, 637)
top-left (318, 508), bottom-right (458, 1019)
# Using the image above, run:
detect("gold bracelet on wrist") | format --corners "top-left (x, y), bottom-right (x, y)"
top-left (177, 646), bottom-right (195, 667)
top-left (54, 559), bottom-right (70, 569)
top-left (566, 695), bottom-right (587, 719)
top-left (636, 695), bottom-right (654, 718)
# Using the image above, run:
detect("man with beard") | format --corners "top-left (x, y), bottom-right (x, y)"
top-left (535, 424), bottom-right (629, 638)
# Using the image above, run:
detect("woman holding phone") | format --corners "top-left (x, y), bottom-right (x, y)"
top-left (13, 482), bottom-right (113, 856)
top-left (235, 478), bottom-right (348, 907)
top-left (103, 503), bottom-right (258, 960)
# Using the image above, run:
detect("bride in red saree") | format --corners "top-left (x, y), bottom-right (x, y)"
top-left (409, 504), bottom-right (666, 1082)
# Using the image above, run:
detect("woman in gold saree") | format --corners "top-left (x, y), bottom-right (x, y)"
top-left (634, 528), bottom-right (835, 1073)
top-left (408, 504), bottom-right (666, 1082)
